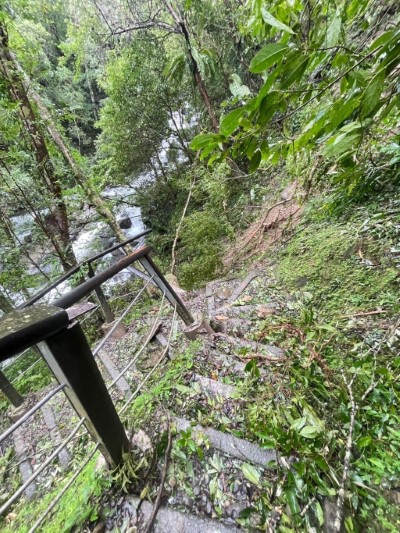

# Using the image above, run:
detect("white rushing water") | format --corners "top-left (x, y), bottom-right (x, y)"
top-left (5, 107), bottom-right (198, 302)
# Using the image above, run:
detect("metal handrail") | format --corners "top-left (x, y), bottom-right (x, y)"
top-left (52, 246), bottom-right (152, 310)
top-left (19, 229), bottom-right (151, 309)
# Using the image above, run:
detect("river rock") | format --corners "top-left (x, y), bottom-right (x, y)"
top-left (119, 217), bottom-right (132, 229)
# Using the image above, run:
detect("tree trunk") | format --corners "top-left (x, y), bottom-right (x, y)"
top-left (0, 291), bottom-right (14, 313)
top-left (162, 0), bottom-right (219, 131)
top-left (14, 65), bottom-right (128, 245)
top-left (0, 23), bottom-right (78, 272)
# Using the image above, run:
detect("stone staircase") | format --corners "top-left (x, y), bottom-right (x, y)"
top-left (3, 268), bottom-right (287, 531)
top-left (121, 268), bottom-right (287, 532)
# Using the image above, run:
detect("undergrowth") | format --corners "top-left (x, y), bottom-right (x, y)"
top-left (231, 198), bottom-right (400, 530)
top-left (1, 453), bottom-right (105, 533)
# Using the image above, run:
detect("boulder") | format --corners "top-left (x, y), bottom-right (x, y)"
top-left (118, 217), bottom-right (132, 229)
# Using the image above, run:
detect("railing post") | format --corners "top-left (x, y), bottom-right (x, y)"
top-left (87, 263), bottom-right (114, 323)
top-left (0, 369), bottom-right (24, 407)
top-left (38, 321), bottom-right (129, 467)
top-left (138, 254), bottom-right (195, 326)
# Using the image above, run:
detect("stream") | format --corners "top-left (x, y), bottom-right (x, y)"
top-left (4, 109), bottom-right (197, 305)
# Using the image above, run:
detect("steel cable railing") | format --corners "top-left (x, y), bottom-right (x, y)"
top-left (10, 357), bottom-right (43, 384)
top-left (119, 305), bottom-right (177, 417)
top-left (22, 304), bottom-right (178, 531)
top-left (92, 275), bottom-right (155, 357)
top-left (0, 384), bottom-right (66, 445)
top-left (0, 234), bottom-right (194, 530)
top-left (27, 444), bottom-right (100, 533)
top-left (106, 292), bottom-right (166, 392)
top-left (2, 303), bottom-right (177, 530)
top-left (0, 418), bottom-right (86, 516)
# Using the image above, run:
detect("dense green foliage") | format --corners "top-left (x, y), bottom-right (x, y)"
top-left (0, 0), bottom-right (400, 531)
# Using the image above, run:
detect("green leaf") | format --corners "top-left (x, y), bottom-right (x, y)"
top-left (361, 69), bottom-right (385, 118)
top-left (261, 8), bottom-right (295, 34)
top-left (249, 150), bottom-right (261, 172)
top-left (323, 132), bottom-right (361, 157)
top-left (328, 97), bottom-right (361, 130)
top-left (219, 108), bottom-right (245, 136)
top-left (229, 73), bottom-right (251, 98)
top-left (326, 10), bottom-right (341, 47)
top-left (314, 500), bottom-right (324, 525)
top-left (175, 384), bottom-right (194, 394)
top-left (244, 358), bottom-right (260, 377)
top-left (299, 425), bottom-right (320, 439)
top-left (254, 68), bottom-right (282, 107)
top-left (281, 54), bottom-right (310, 89)
top-left (357, 435), bottom-right (372, 448)
top-left (345, 516), bottom-right (354, 532)
top-left (250, 44), bottom-right (289, 73)
top-left (258, 91), bottom-right (281, 126)
top-left (369, 30), bottom-right (396, 52)
top-left (241, 463), bottom-right (261, 486)
top-left (190, 133), bottom-right (225, 150)
top-left (285, 487), bottom-right (300, 517)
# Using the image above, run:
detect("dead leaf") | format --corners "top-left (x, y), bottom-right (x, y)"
top-left (257, 307), bottom-right (274, 318)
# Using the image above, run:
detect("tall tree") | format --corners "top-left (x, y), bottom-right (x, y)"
top-left (91, 0), bottom-right (219, 130)
top-left (0, 22), bottom-right (78, 271)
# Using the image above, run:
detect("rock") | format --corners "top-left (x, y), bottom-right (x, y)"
top-left (323, 497), bottom-right (348, 532)
top-left (217, 288), bottom-right (232, 300)
top-left (165, 273), bottom-right (187, 298)
top-left (225, 502), bottom-right (246, 519)
top-left (295, 276), bottom-right (308, 287)
top-left (131, 430), bottom-right (152, 453)
top-left (95, 455), bottom-right (107, 473)
top-left (101, 320), bottom-right (127, 340)
top-left (280, 180), bottom-right (298, 201)
top-left (8, 400), bottom-right (31, 422)
top-left (111, 247), bottom-right (124, 258)
top-left (182, 494), bottom-right (194, 508)
top-left (386, 489), bottom-right (400, 505)
top-left (102, 237), bottom-right (115, 249)
top-left (119, 217), bottom-right (132, 229)
top-left (206, 501), bottom-right (212, 515)
top-left (93, 522), bottom-right (106, 533)
top-left (23, 233), bottom-right (33, 244)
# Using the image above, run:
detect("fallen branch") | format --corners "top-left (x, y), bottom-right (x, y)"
top-left (339, 310), bottom-right (386, 319)
top-left (333, 372), bottom-right (357, 533)
top-left (143, 415), bottom-right (173, 533)
top-left (238, 352), bottom-right (287, 363)
top-left (170, 179), bottom-right (195, 275)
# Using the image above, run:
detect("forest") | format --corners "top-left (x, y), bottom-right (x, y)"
top-left (0, 0), bottom-right (399, 531)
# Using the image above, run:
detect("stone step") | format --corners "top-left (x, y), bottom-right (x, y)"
top-left (12, 426), bottom-right (36, 499)
top-left (174, 416), bottom-right (276, 468)
top-left (193, 374), bottom-right (236, 399)
top-left (41, 404), bottom-right (71, 469)
top-left (227, 270), bottom-right (263, 304)
top-left (214, 303), bottom-right (277, 319)
top-left (128, 497), bottom-right (240, 533)
top-left (97, 349), bottom-right (131, 396)
top-left (215, 333), bottom-right (285, 360)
